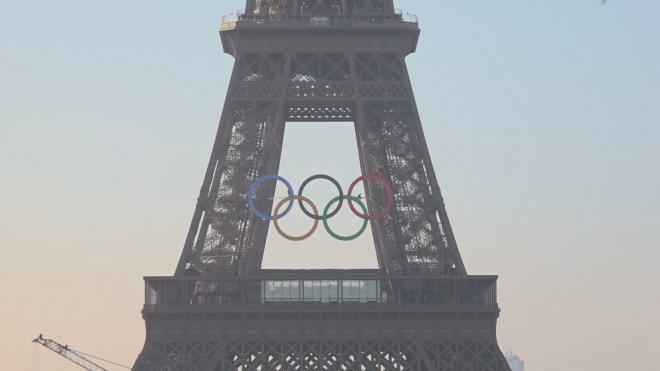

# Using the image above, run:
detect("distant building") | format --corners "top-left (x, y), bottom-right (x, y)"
top-left (506, 352), bottom-right (525, 371)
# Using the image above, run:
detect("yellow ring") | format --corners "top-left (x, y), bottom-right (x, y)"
top-left (272, 195), bottom-right (319, 241)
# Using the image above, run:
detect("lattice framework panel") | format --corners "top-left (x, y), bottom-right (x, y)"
top-left (178, 52), bottom-right (465, 275)
top-left (134, 339), bottom-right (511, 371)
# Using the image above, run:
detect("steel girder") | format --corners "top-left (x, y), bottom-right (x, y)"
top-left (139, 3), bottom-right (512, 371)
top-left (134, 339), bottom-right (511, 371)
top-left (175, 52), bottom-right (466, 276)
top-left (246, 0), bottom-right (396, 15)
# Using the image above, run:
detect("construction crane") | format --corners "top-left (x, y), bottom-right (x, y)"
top-left (32, 334), bottom-right (109, 371)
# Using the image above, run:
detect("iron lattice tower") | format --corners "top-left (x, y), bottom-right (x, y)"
top-left (134, 1), bottom-right (511, 370)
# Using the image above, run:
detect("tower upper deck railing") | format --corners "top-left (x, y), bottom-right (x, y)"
top-left (143, 273), bottom-right (499, 313)
top-left (221, 8), bottom-right (418, 31)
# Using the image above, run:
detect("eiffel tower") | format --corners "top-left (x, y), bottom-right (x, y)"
top-left (133, 1), bottom-right (511, 370)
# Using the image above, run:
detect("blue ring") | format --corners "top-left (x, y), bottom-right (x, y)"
top-left (247, 175), bottom-right (295, 221)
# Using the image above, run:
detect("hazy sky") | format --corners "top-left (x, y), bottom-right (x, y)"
top-left (1, 1), bottom-right (659, 370)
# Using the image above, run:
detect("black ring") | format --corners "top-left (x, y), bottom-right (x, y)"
top-left (297, 174), bottom-right (344, 220)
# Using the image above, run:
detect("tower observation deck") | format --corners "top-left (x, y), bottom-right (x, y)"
top-left (133, 1), bottom-right (512, 369)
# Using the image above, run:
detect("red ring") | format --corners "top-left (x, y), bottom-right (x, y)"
top-left (347, 173), bottom-right (394, 220)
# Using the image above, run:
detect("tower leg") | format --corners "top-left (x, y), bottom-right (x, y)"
top-left (351, 53), bottom-right (466, 275)
top-left (176, 53), bottom-right (291, 275)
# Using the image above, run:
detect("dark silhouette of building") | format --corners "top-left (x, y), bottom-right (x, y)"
top-left (133, 1), bottom-right (511, 369)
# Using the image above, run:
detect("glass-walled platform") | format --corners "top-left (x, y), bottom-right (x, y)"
top-left (144, 271), bottom-right (498, 311)
top-left (262, 279), bottom-right (380, 303)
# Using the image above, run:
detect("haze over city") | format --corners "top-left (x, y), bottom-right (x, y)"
top-left (1, 1), bottom-right (659, 370)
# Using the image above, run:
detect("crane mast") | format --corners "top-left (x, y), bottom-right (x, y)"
top-left (32, 334), bottom-right (108, 371)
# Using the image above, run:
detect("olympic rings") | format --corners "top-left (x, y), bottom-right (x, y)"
top-left (246, 173), bottom-right (394, 241)
top-left (247, 175), bottom-right (294, 221)
top-left (297, 174), bottom-right (343, 220)
top-left (347, 173), bottom-right (395, 221)
top-left (322, 195), bottom-right (369, 241)
top-left (273, 196), bottom-right (319, 241)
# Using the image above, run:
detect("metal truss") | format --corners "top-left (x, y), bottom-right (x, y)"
top-left (135, 339), bottom-right (510, 371)
top-left (246, 0), bottom-right (395, 16)
top-left (137, 3), bottom-right (511, 371)
top-left (175, 50), bottom-right (466, 276)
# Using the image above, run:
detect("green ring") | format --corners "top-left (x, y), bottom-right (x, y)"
top-left (322, 195), bottom-right (369, 241)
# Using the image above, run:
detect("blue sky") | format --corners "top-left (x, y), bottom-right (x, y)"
top-left (1, 1), bottom-right (659, 370)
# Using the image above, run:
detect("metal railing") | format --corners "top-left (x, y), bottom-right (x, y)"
top-left (221, 9), bottom-right (418, 30)
top-left (144, 275), bottom-right (497, 310)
